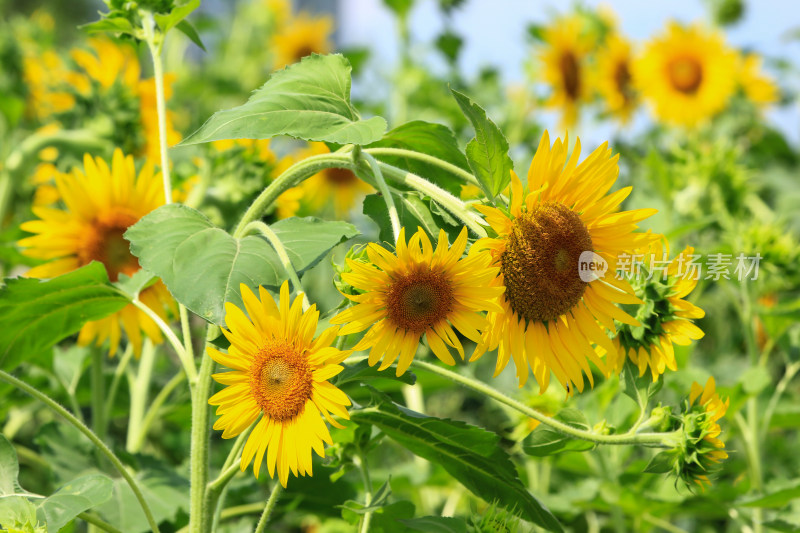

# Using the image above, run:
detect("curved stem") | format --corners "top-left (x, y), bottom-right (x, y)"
top-left (761, 361), bottom-right (800, 439)
top-left (360, 149), bottom-right (401, 242)
top-left (141, 10), bottom-right (171, 203)
top-left (254, 483), bottom-right (283, 533)
top-left (78, 512), bottom-right (123, 533)
top-left (126, 339), bottom-right (156, 453)
top-left (131, 298), bottom-right (197, 383)
top-left (0, 370), bottom-right (161, 533)
top-left (233, 153), bottom-right (356, 239)
top-left (206, 427), bottom-right (250, 531)
top-left (377, 163), bottom-right (486, 238)
top-left (244, 220), bottom-right (310, 310)
top-left (364, 147), bottom-right (479, 186)
top-left (133, 370), bottom-right (186, 452)
top-left (409, 360), bottom-right (680, 448)
top-left (104, 343), bottom-right (134, 424)
top-left (90, 348), bottom-right (106, 442)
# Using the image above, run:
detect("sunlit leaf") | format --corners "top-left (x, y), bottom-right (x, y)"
top-left (522, 409), bottom-right (595, 457)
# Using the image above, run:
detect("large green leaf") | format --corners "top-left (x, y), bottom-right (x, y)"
top-left (335, 359), bottom-right (417, 387)
top-left (366, 120), bottom-right (471, 195)
top-left (620, 359), bottom-right (663, 411)
top-left (0, 262), bottom-right (129, 371)
top-left (401, 516), bottom-right (468, 533)
top-left (180, 54), bottom-right (387, 146)
top-left (351, 400), bottom-right (562, 532)
top-left (739, 479), bottom-right (800, 508)
top-left (450, 89), bottom-right (512, 201)
top-left (522, 409), bottom-right (595, 457)
top-left (126, 205), bottom-right (357, 325)
top-left (37, 474), bottom-right (113, 532)
top-left (269, 216), bottom-right (359, 272)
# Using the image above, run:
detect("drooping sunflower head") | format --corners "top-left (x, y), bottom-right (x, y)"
top-left (594, 33), bottom-right (638, 123)
top-left (736, 52), bottom-right (779, 108)
top-left (633, 22), bottom-right (737, 126)
top-left (19, 149), bottom-right (174, 356)
top-left (607, 241), bottom-right (705, 381)
top-left (676, 377), bottom-right (729, 489)
top-left (272, 12), bottom-right (333, 69)
top-left (299, 142), bottom-right (373, 217)
top-left (208, 282), bottom-right (352, 487)
top-left (331, 227), bottom-right (504, 376)
top-left (472, 131), bottom-right (658, 394)
top-left (539, 15), bottom-right (594, 127)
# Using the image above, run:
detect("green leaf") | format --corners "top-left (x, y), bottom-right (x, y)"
top-left (126, 206), bottom-right (357, 325)
top-left (450, 89), bottom-right (512, 200)
top-left (80, 16), bottom-right (136, 36)
top-left (0, 497), bottom-right (38, 531)
top-left (366, 120), bottom-right (470, 195)
top-left (53, 345), bottom-right (90, 397)
top-left (351, 401), bottom-right (563, 532)
top-left (339, 480), bottom-right (392, 514)
top-left (175, 20), bottom-right (206, 51)
top-left (335, 359), bottom-right (417, 387)
top-left (643, 451), bottom-right (675, 474)
top-left (763, 519), bottom-right (800, 532)
top-left (126, 204), bottom-right (280, 325)
top-left (96, 468), bottom-right (189, 533)
top-left (36, 474), bottom-right (113, 532)
top-left (401, 516), bottom-right (468, 533)
top-left (269, 217), bottom-right (359, 272)
top-left (382, 0), bottom-right (415, 18)
top-left (0, 262), bottom-right (130, 371)
top-left (620, 359), bottom-right (663, 410)
top-left (739, 479), bottom-right (800, 508)
top-left (153, 0), bottom-right (201, 34)
top-left (180, 54), bottom-right (387, 146)
top-left (740, 366), bottom-right (771, 396)
top-left (114, 270), bottom-right (157, 299)
top-left (435, 31), bottom-right (463, 64)
top-left (0, 434), bottom-right (23, 496)
top-left (522, 409), bottom-right (595, 457)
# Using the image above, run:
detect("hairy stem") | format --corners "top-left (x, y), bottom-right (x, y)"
top-left (360, 149), bottom-right (401, 242)
top-left (254, 483), bottom-right (283, 533)
top-left (364, 147), bottom-right (479, 186)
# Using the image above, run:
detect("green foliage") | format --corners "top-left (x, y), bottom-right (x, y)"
top-left (180, 54), bottom-right (387, 146)
top-left (335, 359), bottom-right (417, 387)
top-left (450, 89), bottom-right (513, 201)
top-left (522, 409), bottom-right (595, 456)
top-left (363, 191), bottom-right (461, 244)
top-left (126, 204), bottom-right (357, 324)
top-left (0, 262), bottom-right (129, 371)
top-left (351, 396), bottom-right (563, 532)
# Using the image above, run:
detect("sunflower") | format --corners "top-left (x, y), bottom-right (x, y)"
top-left (471, 131), bottom-right (658, 393)
top-left (272, 12), bottom-right (333, 69)
top-left (208, 282), bottom-right (352, 487)
top-left (299, 142), bottom-right (373, 217)
top-left (594, 33), bottom-right (638, 123)
top-left (539, 16), bottom-right (593, 127)
top-left (737, 52), bottom-right (779, 107)
top-left (680, 377), bottom-right (729, 489)
top-left (607, 242), bottom-right (705, 380)
top-left (633, 22), bottom-right (737, 126)
top-left (19, 149), bottom-right (175, 356)
top-left (331, 227), bottom-right (504, 376)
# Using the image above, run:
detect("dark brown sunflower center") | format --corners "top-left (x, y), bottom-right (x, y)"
top-left (293, 45), bottom-right (317, 62)
top-left (614, 61), bottom-right (633, 102)
top-left (500, 202), bottom-right (593, 323)
top-left (559, 51), bottom-right (581, 100)
top-left (250, 341), bottom-right (313, 422)
top-left (385, 270), bottom-right (454, 333)
top-left (325, 167), bottom-right (358, 186)
top-left (79, 213), bottom-right (141, 281)
top-left (668, 57), bottom-right (703, 94)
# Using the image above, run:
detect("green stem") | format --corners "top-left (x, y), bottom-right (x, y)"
top-left (244, 220), bottom-right (310, 310)
top-left (0, 370), bottom-right (161, 533)
top-left (357, 454), bottom-right (374, 533)
top-left (233, 153), bottom-right (356, 239)
top-left (410, 360), bottom-right (680, 447)
top-left (179, 304), bottom-right (196, 378)
top-left (126, 339), bottom-right (156, 453)
top-left (90, 348), bottom-right (106, 442)
top-left (761, 361), bottom-right (800, 439)
top-left (131, 298), bottom-right (197, 383)
top-left (376, 163), bottom-right (486, 238)
top-left (364, 147), bottom-right (479, 186)
top-left (78, 512), bottom-right (123, 533)
top-left (133, 370), bottom-right (186, 452)
top-left (189, 326), bottom-right (217, 533)
top-left (104, 343), bottom-right (134, 424)
top-left (206, 428), bottom-right (250, 531)
top-left (254, 483), bottom-right (283, 533)
top-left (141, 10), bottom-right (171, 203)
top-left (361, 149), bottom-right (401, 241)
